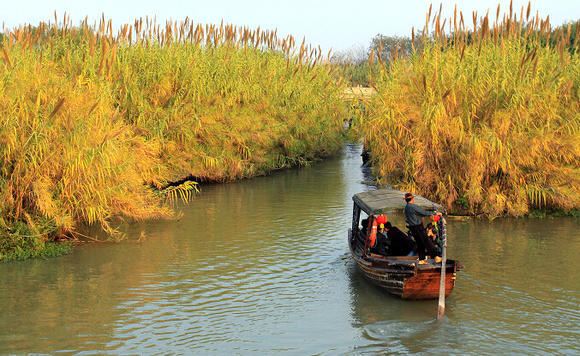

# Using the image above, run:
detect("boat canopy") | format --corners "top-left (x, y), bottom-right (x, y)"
top-left (353, 189), bottom-right (443, 215)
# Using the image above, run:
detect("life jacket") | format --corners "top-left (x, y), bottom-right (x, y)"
top-left (368, 218), bottom-right (378, 248)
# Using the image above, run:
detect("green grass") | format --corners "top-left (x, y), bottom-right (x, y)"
top-left (0, 241), bottom-right (72, 262)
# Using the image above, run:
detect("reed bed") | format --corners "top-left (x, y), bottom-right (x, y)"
top-left (361, 2), bottom-right (579, 217)
top-left (0, 16), bottom-right (346, 259)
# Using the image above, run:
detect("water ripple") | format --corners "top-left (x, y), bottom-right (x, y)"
top-left (0, 145), bottom-right (578, 354)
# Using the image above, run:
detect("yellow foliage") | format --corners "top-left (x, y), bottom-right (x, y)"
top-left (361, 2), bottom-right (580, 216)
top-left (0, 16), bottom-right (346, 251)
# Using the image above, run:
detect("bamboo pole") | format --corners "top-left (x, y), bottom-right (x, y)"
top-left (437, 216), bottom-right (448, 320)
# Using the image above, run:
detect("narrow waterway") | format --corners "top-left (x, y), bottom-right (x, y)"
top-left (0, 144), bottom-right (578, 354)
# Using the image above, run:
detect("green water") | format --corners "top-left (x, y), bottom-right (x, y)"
top-left (0, 144), bottom-right (578, 354)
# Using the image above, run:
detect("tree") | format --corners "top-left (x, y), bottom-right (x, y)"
top-left (369, 34), bottom-right (417, 63)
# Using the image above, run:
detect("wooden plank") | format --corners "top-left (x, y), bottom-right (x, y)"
top-left (402, 271), bottom-right (456, 299)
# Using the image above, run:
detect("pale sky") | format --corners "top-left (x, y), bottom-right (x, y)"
top-left (2, 0), bottom-right (579, 52)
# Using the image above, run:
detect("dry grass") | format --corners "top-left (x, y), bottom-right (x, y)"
top-left (361, 1), bottom-right (579, 217)
top-left (342, 87), bottom-right (376, 100)
top-left (0, 16), bottom-right (347, 258)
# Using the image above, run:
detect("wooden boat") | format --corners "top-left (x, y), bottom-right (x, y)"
top-left (348, 189), bottom-right (458, 299)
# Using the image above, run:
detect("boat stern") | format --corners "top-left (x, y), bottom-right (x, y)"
top-left (401, 260), bottom-right (457, 299)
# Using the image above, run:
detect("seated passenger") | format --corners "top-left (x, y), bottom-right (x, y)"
top-left (384, 222), bottom-right (416, 256)
top-left (426, 223), bottom-right (442, 255)
top-left (373, 223), bottom-right (389, 255)
top-left (360, 218), bottom-right (369, 236)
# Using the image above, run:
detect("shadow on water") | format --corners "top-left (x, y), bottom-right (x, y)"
top-left (0, 143), bottom-right (578, 354)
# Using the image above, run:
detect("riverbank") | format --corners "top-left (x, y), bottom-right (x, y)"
top-left (0, 18), bottom-right (347, 261)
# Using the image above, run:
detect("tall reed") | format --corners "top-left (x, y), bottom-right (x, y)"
top-left (361, 2), bottom-right (579, 217)
top-left (0, 16), bottom-right (346, 259)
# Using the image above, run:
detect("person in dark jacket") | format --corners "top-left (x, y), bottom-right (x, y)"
top-left (403, 192), bottom-right (441, 263)
top-left (360, 218), bottom-right (369, 237)
top-left (426, 223), bottom-right (443, 255)
top-left (369, 223), bottom-right (389, 255)
top-left (384, 222), bottom-right (415, 256)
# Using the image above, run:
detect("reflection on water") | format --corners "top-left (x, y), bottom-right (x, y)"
top-left (348, 216), bottom-right (580, 354)
top-left (0, 144), bottom-right (578, 354)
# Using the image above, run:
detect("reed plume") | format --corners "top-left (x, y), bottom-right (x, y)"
top-left (0, 15), bottom-right (346, 259)
top-left (361, 1), bottom-right (579, 217)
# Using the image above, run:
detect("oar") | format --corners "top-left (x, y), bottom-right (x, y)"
top-left (437, 215), bottom-right (447, 320)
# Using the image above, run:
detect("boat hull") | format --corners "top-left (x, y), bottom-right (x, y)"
top-left (349, 229), bottom-right (457, 300)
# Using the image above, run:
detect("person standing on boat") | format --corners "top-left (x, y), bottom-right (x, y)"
top-left (404, 192), bottom-right (441, 263)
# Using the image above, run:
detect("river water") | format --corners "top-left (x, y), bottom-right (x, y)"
top-left (0, 144), bottom-right (578, 354)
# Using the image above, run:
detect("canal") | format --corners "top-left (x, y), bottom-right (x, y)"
top-left (0, 144), bottom-right (578, 354)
